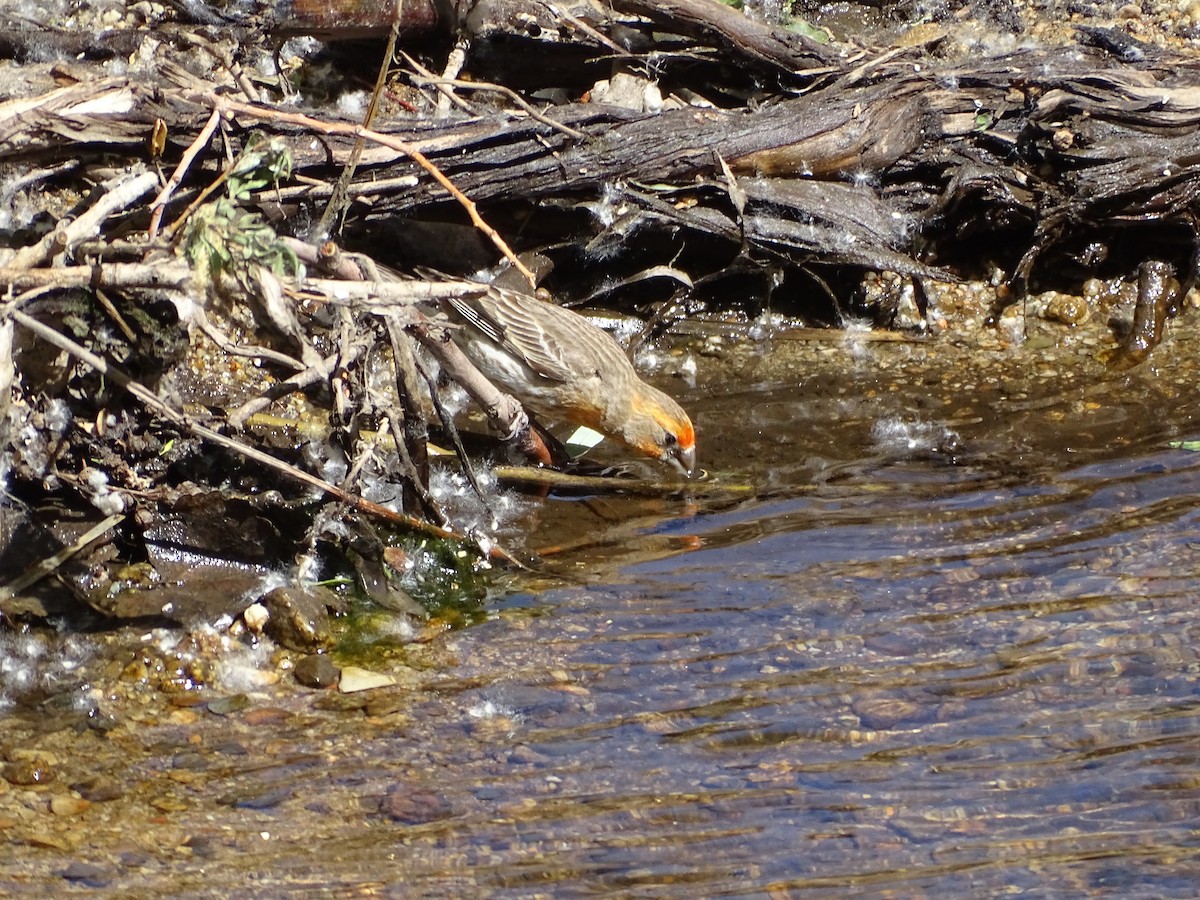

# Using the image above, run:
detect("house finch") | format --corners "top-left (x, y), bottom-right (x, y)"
top-left (436, 286), bottom-right (696, 474)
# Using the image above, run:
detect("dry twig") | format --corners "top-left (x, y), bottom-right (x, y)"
top-left (183, 90), bottom-right (538, 287)
top-left (5, 306), bottom-right (520, 563)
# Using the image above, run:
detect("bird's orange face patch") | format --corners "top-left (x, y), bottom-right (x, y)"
top-left (570, 402), bottom-right (607, 432)
top-left (675, 419), bottom-right (696, 452)
top-left (630, 391), bottom-right (695, 459)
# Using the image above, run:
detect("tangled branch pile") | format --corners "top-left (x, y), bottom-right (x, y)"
top-left (0, 0), bottom-right (1197, 627)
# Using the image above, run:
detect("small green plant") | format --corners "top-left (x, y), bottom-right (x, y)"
top-left (184, 134), bottom-right (300, 287)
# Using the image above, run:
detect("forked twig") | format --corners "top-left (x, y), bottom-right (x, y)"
top-left (149, 107), bottom-right (223, 238)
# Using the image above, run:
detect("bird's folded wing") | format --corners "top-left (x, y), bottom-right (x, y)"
top-left (450, 289), bottom-right (576, 383)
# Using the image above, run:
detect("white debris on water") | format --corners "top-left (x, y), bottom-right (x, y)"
top-left (871, 417), bottom-right (958, 456)
top-left (841, 319), bottom-right (877, 363)
top-left (0, 630), bottom-right (96, 712)
top-left (467, 697), bottom-right (521, 723)
top-left (428, 465), bottom-right (530, 539)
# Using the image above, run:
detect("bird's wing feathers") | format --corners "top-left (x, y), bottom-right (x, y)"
top-left (451, 289), bottom-right (577, 383)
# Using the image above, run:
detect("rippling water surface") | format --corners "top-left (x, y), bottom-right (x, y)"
top-left (6, 355), bottom-right (1200, 895)
top-left (318, 374), bottom-right (1200, 895)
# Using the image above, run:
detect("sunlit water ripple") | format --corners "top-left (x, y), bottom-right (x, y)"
top-left (386, 441), bottom-right (1200, 895)
top-left (6, 383), bottom-right (1200, 895)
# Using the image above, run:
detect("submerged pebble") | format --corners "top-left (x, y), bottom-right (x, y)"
top-left (294, 654), bottom-right (341, 688)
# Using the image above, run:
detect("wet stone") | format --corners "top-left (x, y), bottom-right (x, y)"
top-left (294, 654), bottom-right (341, 689)
top-left (150, 795), bottom-right (189, 812)
top-left (207, 693), bottom-right (252, 716)
top-left (117, 849), bottom-right (152, 868)
top-left (86, 710), bottom-right (120, 734)
top-left (72, 777), bottom-right (124, 803)
top-left (49, 794), bottom-right (90, 816)
top-left (338, 666), bottom-right (397, 693)
top-left (61, 861), bottom-right (109, 888)
top-left (262, 585), bottom-right (336, 651)
top-left (243, 707), bottom-right (293, 727)
top-left (172, 751), bottom-right (209, 771)
top-left (210, 740), bottom-right (251, 756)
top-left (3, 760), bottom-right (56, 786)
top-left (1043, 293), bottom-right (1091, 326)
top-left (313, 692), bottom-right (370, 713)
top-left (380, 785), bottom-right (455, 825)
top-left (508, 745), bottom-right (550, 765)
top-left (182, 835), bottom-right (221, 859)
top-left (25, 833), bottom-right (72, 851)
top-left (863, 628), bottom-right (925, 657)
top-left (852, 696), bottom-right (925, 730)
top-left (364, 694), bottom-right (408, 718)
top-left (219, 785), bottom-right (294, 810)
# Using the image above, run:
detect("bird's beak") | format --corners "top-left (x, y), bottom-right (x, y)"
top-left (668, 443), bottom-right (696, 477)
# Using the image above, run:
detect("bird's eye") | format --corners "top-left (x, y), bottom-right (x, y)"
top-left (663, 432), bottom-right (678, 447)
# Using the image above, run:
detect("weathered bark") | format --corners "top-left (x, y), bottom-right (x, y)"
top-left (5, 44), bottom-right (1198, 298)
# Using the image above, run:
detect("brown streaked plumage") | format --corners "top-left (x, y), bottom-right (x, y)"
top-left (438, 286), bottom-right (696, 474)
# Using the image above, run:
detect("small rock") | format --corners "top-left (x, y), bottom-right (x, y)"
top-left (852, 696), bottom-right (924, 730)
top-left (242, 707), bottom-right (292, 726)
top-left (61, 861), bottom-right (109, 888)
top-left (25, 833), bottom-right (72, 851)
top-left (49, 795), bottom-right (91, 817)
top-left (364, 694), bottom-right (408, 718)
top-left (207, 694), bottom-right (252, 716)
top-left (182, 835), bottom-right (220, 859)
top-left (262, 585), bottom-right (336, 651)
top-left (167, 709), bottom-right (199, 726)
top-left (218, 785), bottom-right (291, 809)
top-left (508, 745), bottom-right (550, 765)
top-left (338, 666), bottom-right (396, 693)
top-left (242, 602), bottom-right (269, 635)
top-left (117, 849), bottom-right (153, 868)
top-left (211, 740), bottom-right (250, 756)
top-left (150, 795), bottom-right (189, 813)
top-left (864, 629), bottom-right (921, 657)
top-left (3, 760), bottom-right (55, 786)
top-left (71, 777), bottom-right (124, 803)
top-left (1043, 293), bottom-right (1090, 326)
top-left (294, 654), bottom-right (341, 689)
top-left (312, 692), bottom-right (370, 712)
top-left (380, 785), bottom-right (453, 824)
top-left (172, 751), bottom-right (208, 771)
top-left (86, 710), bottom-right (120, 734)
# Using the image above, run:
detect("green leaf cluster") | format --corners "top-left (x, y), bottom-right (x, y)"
top-left (183, 135), bottom-right (300, 286)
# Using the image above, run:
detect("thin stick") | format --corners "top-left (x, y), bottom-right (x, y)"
top-left (409, 72), bottom-right (586, 140)
top-left (398, 50), bottom-right (472, 118)
top-left (0, 514), bottom-right (125, 602)
top-left (313, 0), bottom-right (403, 240)
top-left (148, 107), bottom-right (222, 239)
top-left (185, 90), bottom-right (537, 287)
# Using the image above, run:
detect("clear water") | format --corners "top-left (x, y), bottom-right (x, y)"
top-left (4, 347), bottom-right (1200, 895)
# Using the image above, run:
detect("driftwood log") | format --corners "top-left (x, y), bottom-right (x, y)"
top-left (3, 35), bottom-right (1196, 317)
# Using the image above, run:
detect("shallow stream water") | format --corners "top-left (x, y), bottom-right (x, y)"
top-left (4, 322), bottom-right (1200, 895)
